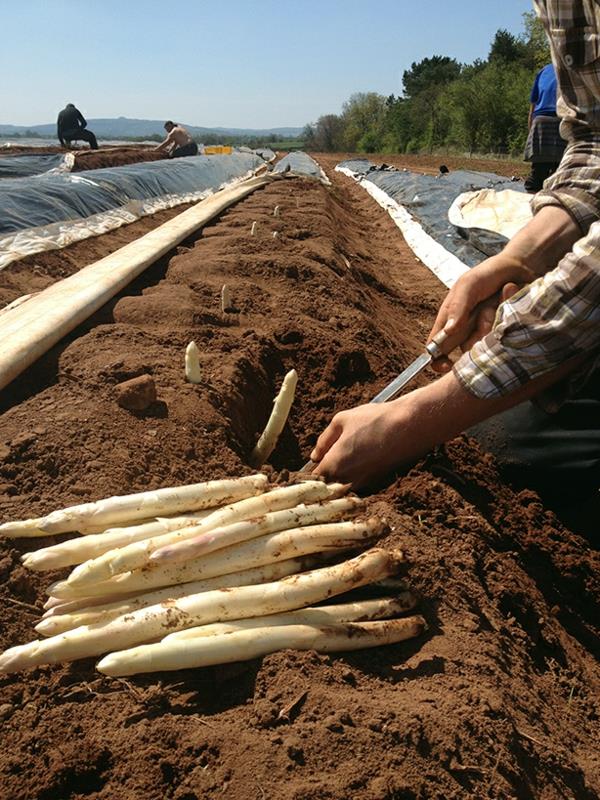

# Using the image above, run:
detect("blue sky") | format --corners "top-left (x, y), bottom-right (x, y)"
top-left (2, 0), bottom-right (534, 128)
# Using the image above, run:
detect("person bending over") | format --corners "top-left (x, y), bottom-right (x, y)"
top-left (155, 121), bottom-right (198, 158)
top-left (311, 0), bottom-right (600, 533)
top-left (57, 103), bottom-right (98, 150)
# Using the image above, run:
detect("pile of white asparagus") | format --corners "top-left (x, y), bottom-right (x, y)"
top-left (0, 474), bottom-right (424, 677)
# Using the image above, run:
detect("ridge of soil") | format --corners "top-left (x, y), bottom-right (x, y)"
top-left (315, 151), bottom-right (526, 179)
top-left (0, 162), bottom-right (598, 800)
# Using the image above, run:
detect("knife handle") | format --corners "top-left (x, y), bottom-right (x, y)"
top-left (425, 328), bottom-right (449, 360)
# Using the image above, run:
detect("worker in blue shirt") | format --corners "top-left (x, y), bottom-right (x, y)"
top-left (523, 64), bottom-right (566, 192)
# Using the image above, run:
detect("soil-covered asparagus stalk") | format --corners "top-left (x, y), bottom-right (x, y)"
top-left (250, 369), bottom-right (297, 468)
top-left (55, 517), bottom-right (384, 600)
top-left (67, 481), bottom-right (342, 588)
top-left (162, 593), bottom-right (418, 641)
top-left (0, 548), bottom-right (403, 673)
top-left (0, 474), bottom-right (268, 538)
top-left (97, 617), bottom-right (426, 677)
top-left (150, 496), bottom-right (362, 565)
top-left (22, 510), bottom-right (215, 572)
top-left (36, 559), bottom-right (309, 636)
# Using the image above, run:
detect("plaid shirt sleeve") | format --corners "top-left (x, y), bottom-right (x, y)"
top-left (454, 0), bottom-right (600, 401)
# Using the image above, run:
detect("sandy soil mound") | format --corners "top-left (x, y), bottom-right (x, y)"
top-left (0, 166), bottom-right (598, 800)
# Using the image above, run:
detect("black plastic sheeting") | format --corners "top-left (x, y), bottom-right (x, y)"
top-left (338, 159), bottom-right (525, 266)
top-left (273, 152), bottom-right (323, 179)
top-left (0, 152), bottom-right (263, 235)
top-left (0, 153), bottom-right (69, 179)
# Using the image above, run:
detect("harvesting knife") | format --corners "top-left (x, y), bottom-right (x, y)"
top-left (302, 328), bottom-right (448, 472)
top-left (370, 328), bottom-right (448, 403)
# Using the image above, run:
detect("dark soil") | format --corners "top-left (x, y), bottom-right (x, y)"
top-left (0, 160), bottom-right (598, 800)
top-left (72, 146), bottom-right (165, 172)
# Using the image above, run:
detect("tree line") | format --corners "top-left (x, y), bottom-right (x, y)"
top-left (303, 13), bottom-right (551, 157)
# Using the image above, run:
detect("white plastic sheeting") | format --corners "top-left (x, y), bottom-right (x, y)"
top-left (448, 188), bottom-right (533, 241)
top-left (0, 176), bottom-right (270, 393)
top-left (336, 165), bottom-right (470, 288)
top-left (274, 152), bottom-right (330, 185)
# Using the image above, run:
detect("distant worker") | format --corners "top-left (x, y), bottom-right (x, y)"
top-left (56, 103), bottom-right (98, 150)
top-left (523, 63), bottom-right (566, 192)
top-left (155, 121), bottom-right (198, 158)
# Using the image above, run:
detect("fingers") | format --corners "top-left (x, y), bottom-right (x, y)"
top-left (501, 282), bottom-right (521, 302)
top-left (429, 297), bottom-right (453, 341)
top-left (310, 414), bottom-right (344, 462)
top-left (459, 300), bottom-right (498, 352)
top-left (312, 440), bottom-right (352, 485)
top-left (428, 273), bottom-right (480, 350)
top-left (431, 355), bottom-right (453, 374)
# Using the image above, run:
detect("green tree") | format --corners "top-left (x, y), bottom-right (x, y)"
top-left (522, 10), bottom-right (551, 69)
top-left (340, 93), bottom-right (388, 151)
top-left (402, 55), bottom-right (461, 99)
top-left (489, 29), bottom-right (529, 65)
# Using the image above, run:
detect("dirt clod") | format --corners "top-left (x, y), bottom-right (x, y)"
top-left (115, 374), bottom-right (157, 411)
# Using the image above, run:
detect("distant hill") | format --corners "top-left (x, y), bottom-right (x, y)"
top-left (0, 117), bottom-right (303, 140)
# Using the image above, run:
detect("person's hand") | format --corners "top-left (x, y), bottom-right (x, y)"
top-left (429, 254), bottom-right (534, 372)
top-left (311, 401), bottom-right (413, 487)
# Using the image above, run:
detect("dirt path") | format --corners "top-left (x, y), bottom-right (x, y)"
top-left (0, 163), bottom-right (598, 800)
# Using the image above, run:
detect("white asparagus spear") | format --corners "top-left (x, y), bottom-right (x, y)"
top-left (150, 495), bottom-right (362, 565)
top-left (43, 590), bottom-right (143, 616)
top-left (36, 559), bottom-right (309, 636)
top-left (162, 594), bottom-right (417, 641)
top-left (221, 284), bottom-right (232, 312)
top-left (21, 509), bottom-right (216, 572)
top-left (0, 548), bottom-right (402, 672)
top-left (67, 480), bottom-right (341, 587)
top-left (185, 341), bottom-right (202, 384)
top-left (0, 517), bottom-right (128, 539)
top-left (97, 616), bottom-right (426, 677)
top-left (250, 369), bottom-right (297, 468)
top-left (55, 517), bottom-right (383, 600)
top-left (0, 474), bottom-right (268, 539)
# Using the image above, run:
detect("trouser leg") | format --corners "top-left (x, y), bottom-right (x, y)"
top-left (171, 142), bottom-right (198, 158)
top-left (79, 129), bottom-right (98, 150)
top-left (524, 162), bottom-right (559, 193)
top-left (467, 372), bottom-right (600, 539)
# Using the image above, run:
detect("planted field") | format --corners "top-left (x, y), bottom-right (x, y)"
top-left (0, 158), bottom-right (598, 800)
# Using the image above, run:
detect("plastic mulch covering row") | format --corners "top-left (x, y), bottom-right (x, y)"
top-left (274, 152), bottom-right (328, 181)
top-left (0, 152), bottom-right (72, 179)
top-left (0, 152), bottom-right (265, 269)
top-left (337, 159), bottom-right (525, 267)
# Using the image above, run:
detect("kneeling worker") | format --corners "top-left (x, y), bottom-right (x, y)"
top-left (155, 121), bottom-right (198, 158)
top-left (57, 103), bottom-right (98, 150)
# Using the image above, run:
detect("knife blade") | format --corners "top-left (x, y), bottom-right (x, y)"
top-left (370, 328), bottom-right (448, 403)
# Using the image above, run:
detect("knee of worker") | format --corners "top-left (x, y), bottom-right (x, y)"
top-left (467, 400), bottom-right (600, 504)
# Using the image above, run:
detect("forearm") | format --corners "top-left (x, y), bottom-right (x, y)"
top-left (312, 352), bottom-right (588, 486)
top-left (396, 353), bottom-right (587, 461)
top-left (502, 205), bottom-right (580, 278)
